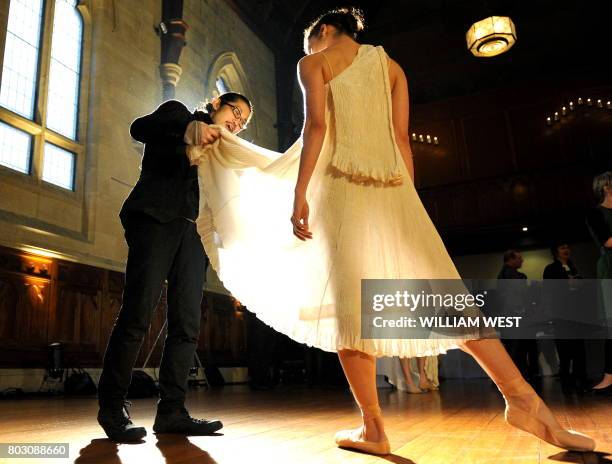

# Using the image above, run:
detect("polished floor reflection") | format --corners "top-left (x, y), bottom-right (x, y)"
top-left (0, 378), bottom-right (610, 463)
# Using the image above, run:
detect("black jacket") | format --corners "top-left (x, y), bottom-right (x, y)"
top-left (497, 266), bottom-right (527, 279)
top-left (586, 206), bottom-right (612, 253)
top-left (542, 259), bottom-right (581, 279)
top-left (119, 100), bottom-right (212, 225)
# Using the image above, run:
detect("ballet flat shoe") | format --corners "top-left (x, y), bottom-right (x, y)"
top-left (335, 405), bottom-right (390, 455)
top-left (505, 400), bottom-right (595, 452)
top-left (334, 430), bottom-right (390, 455)
top-left (502, 379), bottom-right (595, 452)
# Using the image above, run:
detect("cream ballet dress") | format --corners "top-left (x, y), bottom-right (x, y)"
top-left (188, 44), bottom-right (485, 358)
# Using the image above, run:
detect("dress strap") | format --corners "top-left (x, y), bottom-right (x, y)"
top-left (321, 52), bottom-right (334, 79)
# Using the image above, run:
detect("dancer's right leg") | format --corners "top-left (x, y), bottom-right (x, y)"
top-left (335, 349), bottom-right (389, 454)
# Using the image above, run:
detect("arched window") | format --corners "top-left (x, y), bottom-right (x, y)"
top-left (0, 0), bottom-right (86, 191)
top-left (216, 77), bottom-right (230, 95)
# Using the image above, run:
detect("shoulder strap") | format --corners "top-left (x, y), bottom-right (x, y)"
top-left (321, 52), bottom-right (334, 79)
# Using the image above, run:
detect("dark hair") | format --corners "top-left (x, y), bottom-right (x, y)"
top-left (502, 249), bottom-right (520, 263)
top-left (204, 91), bottom-right (254, 125)
top-left (303, 7), bottom-right (365, 51)
top-left (549, 239), bottom-right (569, 258)
top-left (592, 171), bottom-right (612, 204)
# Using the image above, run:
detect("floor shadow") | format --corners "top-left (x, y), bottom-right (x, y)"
top-left (383, 454), bottom-right (417, 464)
top-left (155, 434), bottom-right (218, 464)
top-left (337, 448), bottom-right (416, 464)
top-left (548, 450), bottom-right (612, 463)
top-left (75, 438), bottom-right (143, 464)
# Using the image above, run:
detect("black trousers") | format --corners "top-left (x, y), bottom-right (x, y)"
top-left (502, 339), bottom-right (539, 380)
top-left (554, 339), bottom-right (587, 383)
top-left (98, 214), bottom-right (207, 412)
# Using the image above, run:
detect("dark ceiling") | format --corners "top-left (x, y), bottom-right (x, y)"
top-left (228, 0), bottom-right (611, 104)
top-left (226, 0), bottom-right (611, 255)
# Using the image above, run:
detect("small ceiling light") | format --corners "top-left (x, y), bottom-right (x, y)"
top-left (466, 16), bottom-right (517, 57)
top-left (522, 226), bottom-right (528, 232)
top-left (411, 133), bottom-right (440, 145)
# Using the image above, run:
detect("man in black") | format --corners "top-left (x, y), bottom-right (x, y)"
top-left (543, 240), bottom-right (587, 394)
top-left (497, 249), bottom-right (540, 388)
top-left (97, 93), bottom-right (253, 441)
top-left (497, 249), bottom-right (527, 280)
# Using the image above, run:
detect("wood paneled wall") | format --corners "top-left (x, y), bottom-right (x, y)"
top-left (410, 81), bottom-right (612, 253)
top-left (0, 245), bottom-right (247, 368)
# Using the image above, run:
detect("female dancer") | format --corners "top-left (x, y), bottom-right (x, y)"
top-left (290, 7), bottom-right (595, 455)
top-left (192, 7), bottom-right (596, 456)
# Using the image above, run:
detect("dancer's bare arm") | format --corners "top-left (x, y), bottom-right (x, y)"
top-left (295, 54), bottom-right (327, 194)
top-left (388, 59), bottom-right (415, 182)
top-left (291, 54), bottom-right (327, 241)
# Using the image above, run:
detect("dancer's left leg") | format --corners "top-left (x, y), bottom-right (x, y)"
top-left (458, 338), bottom-right (595, 452)
top-left (335, 349), bottom-right (390, 455)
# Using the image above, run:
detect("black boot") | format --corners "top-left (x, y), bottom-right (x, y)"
top-left (153, 407), bottom-right (223, 435)
top-left (97, 401), bottom-right (147, 442)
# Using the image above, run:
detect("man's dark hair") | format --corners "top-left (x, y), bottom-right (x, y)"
top-left (549, 239), bottom-right (569, 258)
top-left (204, 92), bottom-right (253, 125)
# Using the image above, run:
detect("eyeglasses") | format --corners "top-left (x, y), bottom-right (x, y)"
top-left (222, 101), bottom-right (248, 131)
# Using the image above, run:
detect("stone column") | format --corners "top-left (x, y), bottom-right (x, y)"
top-left (160, 0), bottom-right (188, 101)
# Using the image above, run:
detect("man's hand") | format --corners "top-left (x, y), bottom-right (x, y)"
top-left (198, 122), bottom-right (220, 146)
top-left (184, 120), bottom-right (220, 146)
top-left (184, 121), bottom-right (221, 166)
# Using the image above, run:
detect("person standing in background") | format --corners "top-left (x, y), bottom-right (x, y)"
top-left (543, 240), bottom-right (588, 394)
top-left (497, 250), bottom-right (527, 280)
top-left (585, 171), bottom-right (612, 394)
top-left (497, 250), bottom-right (540, 388)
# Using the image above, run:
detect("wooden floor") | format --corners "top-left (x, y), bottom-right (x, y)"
top-left (0, 378), bottom-right (610, 464)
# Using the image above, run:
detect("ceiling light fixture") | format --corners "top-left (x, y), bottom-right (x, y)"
top-left (466, 16), bottom-right (517, 57)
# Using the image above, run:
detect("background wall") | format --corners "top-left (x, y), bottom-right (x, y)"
top-left (439, 241), bottom-right (606, 379)
top-left (0, 0), bottom-right (278, 383)
top-left (0, 0), bottom-right (609, 385)
top-left (0, 0), bottom-right (278, 274)
top-left (452, 241), bottom-right (602, 280)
